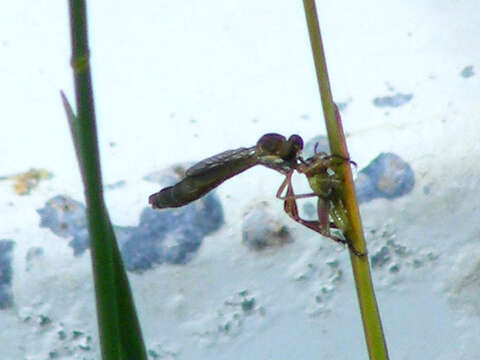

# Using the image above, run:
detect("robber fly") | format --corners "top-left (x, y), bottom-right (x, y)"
top-left (148, 132), bottom-right (360, 255)
top-left (148, 133), bottom-right (303, 209)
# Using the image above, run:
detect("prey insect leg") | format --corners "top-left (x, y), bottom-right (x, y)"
top-left (276, 171), bottom-right (347, 247)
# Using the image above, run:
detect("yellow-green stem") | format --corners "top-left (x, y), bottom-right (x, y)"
top-left (302, 1), bottom-right (390, 359)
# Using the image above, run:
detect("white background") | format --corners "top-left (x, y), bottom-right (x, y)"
top-left (1, 0), bottom-right (479, 359)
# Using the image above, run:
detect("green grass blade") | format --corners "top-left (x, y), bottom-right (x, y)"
top-left (63, 1), bottom-right (148, 359)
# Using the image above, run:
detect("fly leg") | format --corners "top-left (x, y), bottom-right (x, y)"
top-left (276, 172), bottom-right (347, 247)
top-left (276, 171), bottom-right (317, 201)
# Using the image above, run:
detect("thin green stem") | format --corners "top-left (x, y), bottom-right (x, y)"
top-left (64, 1), bottom-right (147, 359)
top-left (302, 1), bottom-right (389, 359)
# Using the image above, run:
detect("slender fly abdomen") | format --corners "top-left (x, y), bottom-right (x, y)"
top-left (149, 147), bottom-right (258, 209)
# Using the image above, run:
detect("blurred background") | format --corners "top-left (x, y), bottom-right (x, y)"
top-left (0, 1), bottom-right (479, 359)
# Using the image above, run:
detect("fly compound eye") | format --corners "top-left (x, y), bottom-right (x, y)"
top-left (288, 134), bottom-right (304, 151)
top-left (276, 134), bottom-right (304, 161)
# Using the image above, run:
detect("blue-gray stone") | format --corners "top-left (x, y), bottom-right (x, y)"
top-left (37, 195), bottom-right (86, 238)
top-left (356, 153), bottom-right (415, 203)
top-left (460, 65), bottom-right (474, 78)
top-left (122, 192), bottom-right (223, 271)
top-left (37, 195), bottom-right (89, 256)
top-left (371, 246), bottom-right (391, 269)
top-left (373, 93), bottom-right (413, 108)
top-left (37, 191), bottom-right (223, 271)
top-left (241, 206), bottom-right (292, 251)
top-left (0, 240), bottom-right (14, 309)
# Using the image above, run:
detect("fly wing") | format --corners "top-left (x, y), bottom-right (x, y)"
top-left (185, 146), bottom-right (257, 177)
top-left (148, 146), bottom-right (258, 209)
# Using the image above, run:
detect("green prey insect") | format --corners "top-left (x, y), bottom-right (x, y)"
top-left (148, 133), bottom-right (303, 209)
top-left (276, 150), bottom-right (362, 255)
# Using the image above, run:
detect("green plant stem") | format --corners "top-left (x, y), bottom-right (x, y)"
top-left (64, 1), bottom-right (147, 359)
top-left (302, 1), bottom-right (389, 359)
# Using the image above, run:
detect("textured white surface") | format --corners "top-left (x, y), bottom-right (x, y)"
top-left (1, 0), bottom-right (480, 359)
